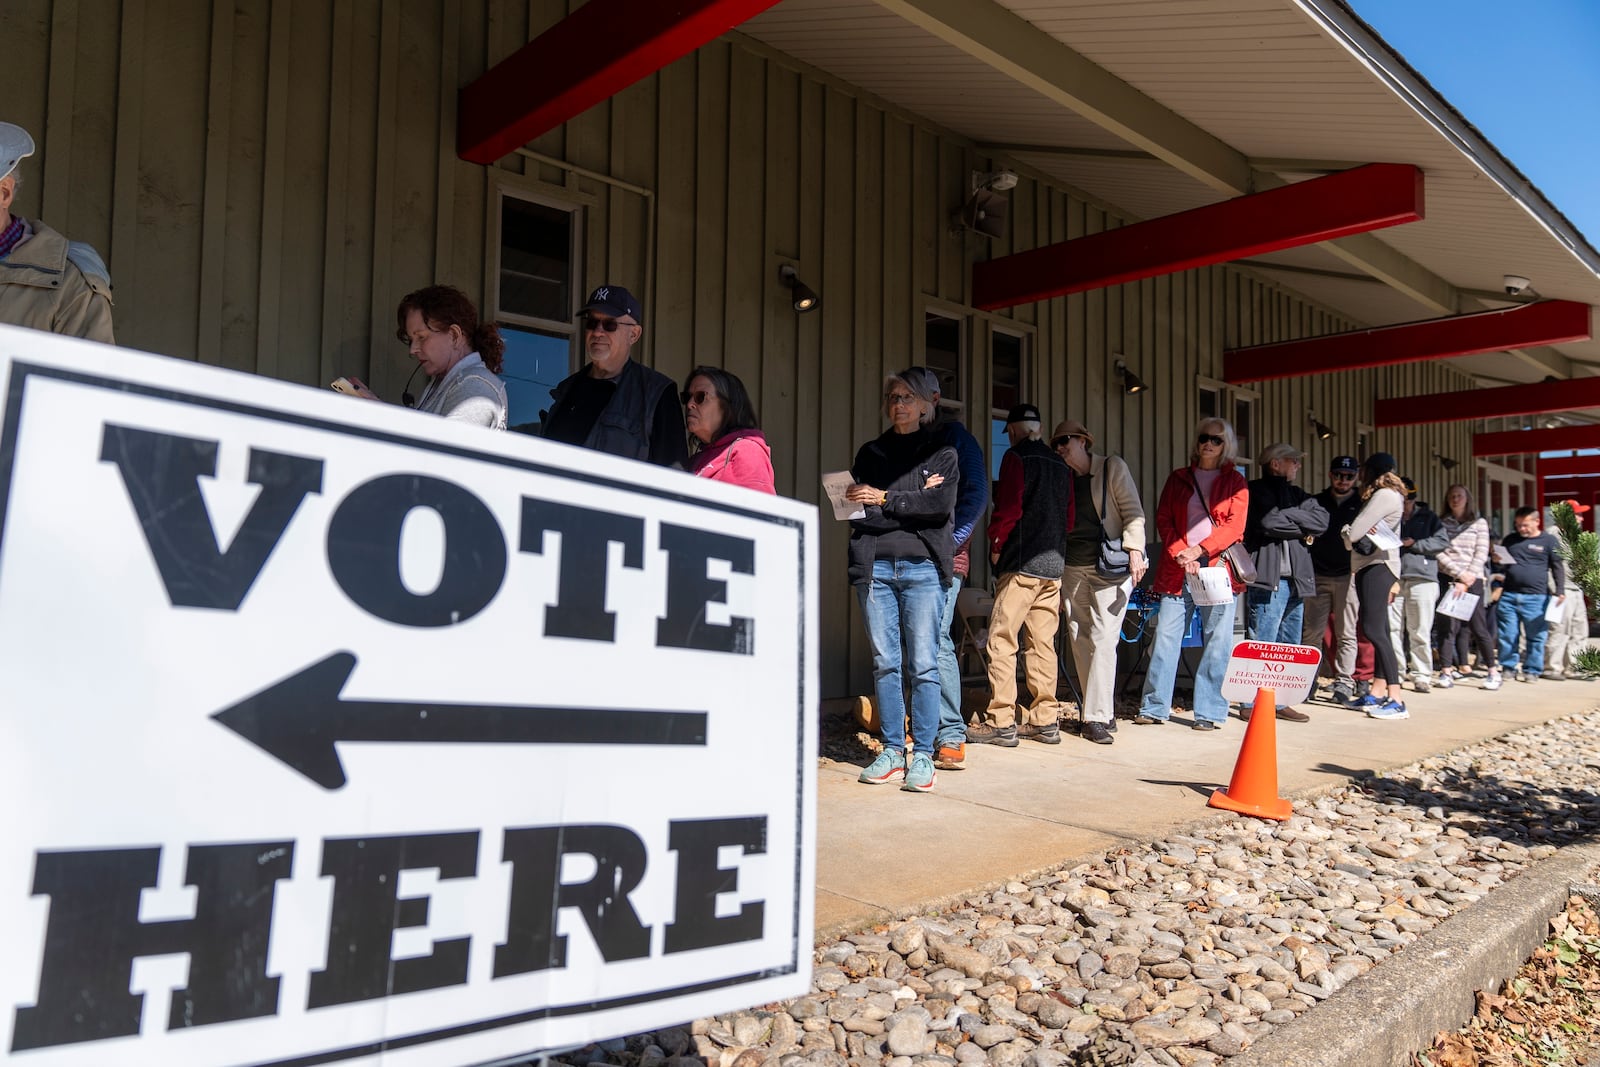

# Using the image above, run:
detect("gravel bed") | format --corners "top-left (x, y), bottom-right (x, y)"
top-left (539, 710), bottom-right (1600, 1067)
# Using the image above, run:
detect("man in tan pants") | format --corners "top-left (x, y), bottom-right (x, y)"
top-left (971, 404), bottom-right (1075, 747)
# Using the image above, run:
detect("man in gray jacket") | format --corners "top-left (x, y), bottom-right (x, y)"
top-left (1390, 479), bottom-right (1450, 691)
top-left (0, 122), bottom-right (114, 343)
top-left (1243, 443), bottom-right (1328, 721)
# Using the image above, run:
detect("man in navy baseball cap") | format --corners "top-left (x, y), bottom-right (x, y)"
top-left (1302, 454), bottom-right (1364, 704)
top-left (540, 283), bottom-right (686, 467)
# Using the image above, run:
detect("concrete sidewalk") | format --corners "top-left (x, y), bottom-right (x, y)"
top-left (813, 679), bottom-right (1600, 937)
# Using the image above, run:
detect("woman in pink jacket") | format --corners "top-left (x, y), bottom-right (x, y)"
top-left (682, 366), bottom-right (776, 494)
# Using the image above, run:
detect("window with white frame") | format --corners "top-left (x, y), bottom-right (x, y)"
top-left (923, 311), bottom-right (964, 415)
top-left (989, 329), bottom-right (1029, 480)
top-left (491, 187), bottom-right (583, 433)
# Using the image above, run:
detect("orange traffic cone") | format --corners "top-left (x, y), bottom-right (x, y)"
top-left (1208, 687), bottom-right (1293, 821)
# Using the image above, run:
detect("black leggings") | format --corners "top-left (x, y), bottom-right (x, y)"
top-left (1355, 565), bottom-right (1400, 686)
top-left (1437, 577), bottom-right (1497, 670)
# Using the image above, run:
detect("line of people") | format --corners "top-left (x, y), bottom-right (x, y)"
top-left (327, 283), bottom-right (1584, 798)
top-left (849, 391), bottom-right (1588, 796)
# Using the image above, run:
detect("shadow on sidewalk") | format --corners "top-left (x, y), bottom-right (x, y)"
top-left (1315, 759), bottom-right (1600, 849)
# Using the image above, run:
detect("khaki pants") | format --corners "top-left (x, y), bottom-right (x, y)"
top-left (1060, 564), bottom-right (1130, 725)
top-left (1301, 572), bottom-right (1357, 685)
top-left (1546, 591), bottom-right (1590, 674)
top-left (984, 572), bottom-right (1063, 728)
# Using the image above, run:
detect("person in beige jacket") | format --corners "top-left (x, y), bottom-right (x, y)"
top-left (0, 122), bottom-right (114, 344)
top-left (1053, 419), bottom-right (1147, 746)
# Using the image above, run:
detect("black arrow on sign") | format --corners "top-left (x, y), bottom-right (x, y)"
top-left (211, 652), bottom-right (708, 791)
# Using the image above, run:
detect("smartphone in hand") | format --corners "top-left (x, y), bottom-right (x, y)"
top-left (330, 376), bottom-right (366, 396)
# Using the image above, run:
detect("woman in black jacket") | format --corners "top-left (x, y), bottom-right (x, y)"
top-left (1242, 443), bottom-right (1328, 721)
top-left (845, 370), bottom-right (959, 794)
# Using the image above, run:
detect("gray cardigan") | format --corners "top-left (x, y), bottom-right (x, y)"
top-left (415, 353), bottom-right (508, 429)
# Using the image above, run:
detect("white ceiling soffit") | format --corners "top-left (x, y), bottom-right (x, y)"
top-left (739, 0), bottom-right (1600, 381)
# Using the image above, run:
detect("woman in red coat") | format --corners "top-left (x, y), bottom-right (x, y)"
top-left (1134, 418), bottom-right (1249, 731)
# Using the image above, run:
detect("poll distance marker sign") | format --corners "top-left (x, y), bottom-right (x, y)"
top-left (1219, 641), bottom-right (1322, 704)
top-left (0, 325), bottom-right (818, 1066)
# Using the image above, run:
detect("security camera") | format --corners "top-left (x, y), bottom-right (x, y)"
top-left (1503, 274), bottom-right (1531, 295)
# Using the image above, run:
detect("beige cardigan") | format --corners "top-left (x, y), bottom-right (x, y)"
top-left (1088, 453), bottom-right (1147, 553)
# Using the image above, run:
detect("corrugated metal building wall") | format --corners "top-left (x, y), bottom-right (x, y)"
top-left (6, 0), bottom-right (1478, 696)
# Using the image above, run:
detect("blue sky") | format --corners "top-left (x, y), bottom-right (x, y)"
top-left (1351, 0), bottom-right (1600, 248)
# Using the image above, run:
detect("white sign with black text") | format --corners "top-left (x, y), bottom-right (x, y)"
top-left (0, 326), bottom-right (818, 1066)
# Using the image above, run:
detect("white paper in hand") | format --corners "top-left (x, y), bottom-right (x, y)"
top-left (1546, 596), bottom-right (1568, 623)
top-left (1437, 589), bottom-right (1479, 620)
top-left (1492, 544), bottom-right (1516, 566)
top-left (821, 471), bottom-right (865, 520)
top-left (1187, 566), bottom-right (1233, 606)
top-left (1366, 525), bottom-right (1402, 551)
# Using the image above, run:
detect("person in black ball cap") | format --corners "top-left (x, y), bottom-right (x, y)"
top-left (541, 284), bottom-right (687, 467)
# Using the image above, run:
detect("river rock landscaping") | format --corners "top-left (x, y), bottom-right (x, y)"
top-left (537, 710), bottom-right (1600, 1067)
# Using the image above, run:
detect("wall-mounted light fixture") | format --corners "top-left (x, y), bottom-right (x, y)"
top-left (778, 264), bottom-right (820, 313)
top-left (951, 170), bottom-right (1017, 238)
top-left (1114, 358), bottom-right (1148, 396)
top-left (1308, 411), bottom-right (1334, 440)
top-left (1432, 449), bottom-right (1459, 471)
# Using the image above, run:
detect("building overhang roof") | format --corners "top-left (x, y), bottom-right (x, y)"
top-left (740, 0), bottom-right (1600, 391)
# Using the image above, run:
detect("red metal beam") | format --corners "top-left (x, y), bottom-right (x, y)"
top-left (1542, 477), bottom-right (1600, 498)
top-left (1226, 300), bottom-right (1592, 384)
top-left (1375, 369), bottom-right (1600, 427)
top-left (1475, 424), bottom-right (1600, 456)
top-left (971, 163), bottom-right (1424, 312)
top-left (1539, 455), bottom-right (1600, 478)
top-left (458, 0), bottom-right (782, 164)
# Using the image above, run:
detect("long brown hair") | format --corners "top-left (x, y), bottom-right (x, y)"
top-left (395, 285), bottom-right (505, 373)
top-left (1445, 483), bottom-right (1479, 522)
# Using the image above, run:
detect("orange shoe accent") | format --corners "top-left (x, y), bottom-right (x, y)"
top-left (1208, 687), bottom-right (1293, 821)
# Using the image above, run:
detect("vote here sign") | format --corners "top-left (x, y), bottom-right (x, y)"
top-left (1219, 641), bottom-right (1322, 704)
top-left (0, 325), bottom-right (818, 1066)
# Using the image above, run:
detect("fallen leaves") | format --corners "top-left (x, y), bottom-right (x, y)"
top-left (1414, 893), bottom-right (1600, 1066)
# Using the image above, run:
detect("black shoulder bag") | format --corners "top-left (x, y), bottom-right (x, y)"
top-left (1094, 459), bottom-right (1132, 579)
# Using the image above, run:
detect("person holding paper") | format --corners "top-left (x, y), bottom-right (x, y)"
top-left (846, 371), bottom-right (959, 793)
top-left (1135, 418), bottom-right (1248, 732)
top-left (1302, 456), bottom-right (1364, 705)
top-left (1241, 443), bottom-right (1328, 723)
top-left (682, 366), bottom-right (775, 493)
top-left (1342, 453), bottom-right (1408, 719)
top-left (1435, 484), bottom-right (1499, 690)
top-left (1390, 478), bottom-right (1450, 693)
top-left (1495, 507), bottom-right (1566, 683)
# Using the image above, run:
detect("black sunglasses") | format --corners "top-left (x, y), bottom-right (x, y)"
top-left (680, 388), bottom-right (716, 406)
top-left (1196, 433), bottom-right (1225, 446)
top-left (583, 316), bottom-right (634, 333)
top-left (1051, 435), bottom-right (1081, 449)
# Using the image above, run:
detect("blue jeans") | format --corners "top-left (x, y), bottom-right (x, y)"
top-left (1247, 579), bottom-right (1303, 708)
top-left (1139, 588), bottom-right (1236, 724)
top-left (936, 574), bottom-right (965, 747)
top-left (1497, 590), bottom-right (1550, 676)
top-left (856, 559), bottom-right (945, 755)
